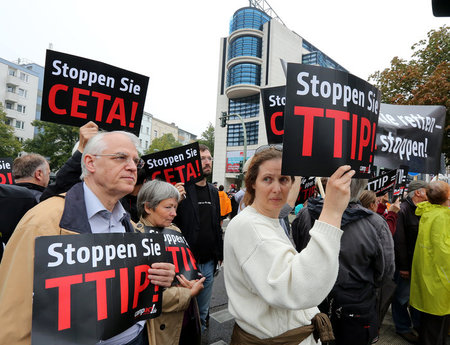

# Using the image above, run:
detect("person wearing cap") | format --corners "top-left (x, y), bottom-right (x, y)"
top-left (392, 179), bottom-right (428, 344)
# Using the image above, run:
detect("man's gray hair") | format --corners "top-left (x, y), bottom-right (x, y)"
top-left (137, 180), bottom-right (180, 218)
top-left (13, 153), bottom-right (48, 180)
top-left (81, 131), bottom-right (139, 180)
top-left (350, 179), bottom-right (368, 203)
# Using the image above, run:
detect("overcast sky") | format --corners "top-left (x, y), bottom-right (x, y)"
top-left (1, 0), bottom-right (447, 136)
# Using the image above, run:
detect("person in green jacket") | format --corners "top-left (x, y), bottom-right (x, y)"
top-left (410, 180), bottom-right (450, 345)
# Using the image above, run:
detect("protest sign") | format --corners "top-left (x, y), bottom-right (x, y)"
top-left (394, 165), bottom-right (409, 198)
top-left (296, 177), bottom-right (316, 205)
top-left (0, 158), bottom-right (14, 184)
top-left (261, 86), bottom-right (286, 144)
top-left (41, 50), bottom-right (149, 135)
top-left (144, 226), bottom-right (201, 283)
top-left (226, 150), bottom-right (256, 173)
top-left (282, 63), bottom-right (381, 178)
top-left (367, 169), bottom-right (397, 196)
top-left (142, 142), bottom-right (203, 184)
top-left (32, 233), bottom-right (165, 345)
top-left (374, 104), bottom-right (446, 174)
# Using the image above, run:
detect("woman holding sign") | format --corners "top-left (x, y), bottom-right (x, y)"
top-left (136, 180), bottom-right (205, 345)
top-left (224, 145), bottom-right (355, 344)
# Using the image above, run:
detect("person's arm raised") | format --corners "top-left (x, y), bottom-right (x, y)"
top-left (318, 165), bottom-right (355, 228)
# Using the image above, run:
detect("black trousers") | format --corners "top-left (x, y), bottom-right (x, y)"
top-left (419, 312), bottom-right (450, 345)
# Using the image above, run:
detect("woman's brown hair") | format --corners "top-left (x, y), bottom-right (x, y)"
top-left (359, 190), bottom-right (377, 210)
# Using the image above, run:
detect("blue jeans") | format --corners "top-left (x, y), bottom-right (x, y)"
top-left (391, 271), bottom-right (421, 334)
top-left (197, 260), bottom-right (215, 332)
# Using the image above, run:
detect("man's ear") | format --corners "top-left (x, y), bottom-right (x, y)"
top-left (84, 154), bottom-right (96, 174)
top-left (34, 168), bottom-right (43, 182)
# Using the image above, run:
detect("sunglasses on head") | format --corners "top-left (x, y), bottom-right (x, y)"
top-left (255, 144), bottom-right (283, 154)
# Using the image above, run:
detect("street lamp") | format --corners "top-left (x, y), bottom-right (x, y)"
top-left (220, 111), bottom-right (247, 177)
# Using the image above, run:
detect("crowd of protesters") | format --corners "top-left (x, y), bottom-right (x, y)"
top-left (0, 129), bottom-right (449, 345)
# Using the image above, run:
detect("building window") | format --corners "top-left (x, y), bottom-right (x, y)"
top-left (226, 121), bottom-right (259, 146)
top-left (229, 8), bottom-right (271, 33)
top-left (7, 85), bottom-right (15, 93)
top-left (5, 102), bottom-right (14, 110)
top-left (226, 63), bottom-right (261, 87)
top-left (18, 88), bottom-right (27, 98)
top-left (19, 72), bottom-right (29, 82)
top-left (17, 137), bottom-right (24, 142)
top-left (8, 69), bottom-right (16, 76)
top-left (5, 118), bottom-right (12, 125)
top-left (15, 120), bottom-right (24, 129)
top-left (229, 95), bottom-right (259, 119)
top-left (146, 127), bottom-right (149, 134)
top-left (17, 104), bottom-right (26, 113)
top-left (139, 139), bottom-right (142, 146)
top-left (228, 36), bottom-right (262, 59)
top-left (154, 130), bottom-right (158, 138)
top-left (145, 140), bottom-right (149, 148)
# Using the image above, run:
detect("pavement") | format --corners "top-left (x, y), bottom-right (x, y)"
top-left (199, 218), bottom-right (423, 345)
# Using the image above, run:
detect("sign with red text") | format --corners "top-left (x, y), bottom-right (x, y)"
top-left (41, 50), bottom-right (149, 135)
top-left (367, 169), bottom-right (397, 197)
top-left (296, 177), bottom-right (316, 205)
top-left (144, 227), bottom-right (202, 283)
top-left (142, 142), bottom-right (203, 184)
top-left (282, 64), bottom-right (380, 178)
top-left (374, 104), bottom-right (445, 174)
top-left (225, 150), bottom-right (256, 173)
top-left (32, 233), bottom-right (165, 345)
top-left (261, 86), bottom-right (285, 144)
top-left (0, 158), bottom-right (14, 184)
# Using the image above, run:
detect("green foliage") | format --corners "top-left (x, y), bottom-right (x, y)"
top-left (22, 120), bottom-right (79, 170)
top-left (198, 122), bottom-right (215, 155)
top-left (0, 103), bottom-right (22, 157)
top-left (145, 133), bottom-right (182, 154)
top-left (369, 25), bottom-right (450, 164)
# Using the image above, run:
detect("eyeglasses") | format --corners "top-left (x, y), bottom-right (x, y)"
top-left (93, 153), bottom-right (145, 169)
top-left (255, 144), bottom-right (283, 154)
top-left (201, 156), bottom-right (213, 162)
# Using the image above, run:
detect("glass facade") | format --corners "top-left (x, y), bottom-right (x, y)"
top-left (228, 36), bottom-right (262, 59)
top-left (226, 63), bottom-right (261, 87)
top-left (302, 40), bottom-right (347, 72)
top-left (229, 7), bottom-right (271, 33)
top-left (229, 95), bottom-right (259, 120)
top-left (227, 121), bottom-right (259, 146)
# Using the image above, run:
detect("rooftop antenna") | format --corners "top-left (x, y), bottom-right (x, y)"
top-left (249, 0), bottom-right (286, 26)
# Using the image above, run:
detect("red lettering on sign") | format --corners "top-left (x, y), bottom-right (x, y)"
top-left (151, 171), bottom-right (162, 180)
top-left (166, 247), bottom-right (180, 273)
top-left (358, 117), bottom-right (371, 161)
top-left (370, 122), bottom-right (376, 163)
top-left (351, 114), bottom-right (358, 160)
top-left (45, 274), bottom-right (83, 330)
top-left (180, 247), bottom-right (190, 272)
top-left (186, 162), bottom-right (197, 181)
top-left (106, 97), bottom-right (126, 126)
top-left (0, 172), bottom-right (13, 184)
top-left (270, 111), bottom-right (284, 135)
top-left (195, 160), bottom-right (200, 177)
top-left (173, 165), bottom-right (186, 183)
top-left (325, 109), bottom-right (350, 158)
top-left (71, 87), bottom-right (90, 119)
top-left (132, 265), bottom-right (151, 308)
top-left (119, 268), bottom-right (129, 314)
top-left (91, 91), bottom-right (111, 122)
top-left (48, 84), bottom-right (69, 115)
top-left (294, 106), bottom-right (324, 156)
top-left (152, 285), bottom-right (159, 303)
top-left (186, 247), bottom-right (198, 270)
top-left (129, 102), bottom-right (138, 128)
top-left (85, 270), bottom-right (115, 321)
top-left (163, 168), bottom-right (176, 184)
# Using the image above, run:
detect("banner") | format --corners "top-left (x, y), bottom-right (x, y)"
top-left (144, 227), bottom-right (202, 283)
top-left (142, 142), bottom-right (203, 184)
top-left (0, 158), bottom-right (14, 184)
top-left (374, 104), bottom-right (446, 173)
top-left (225, 150), bottom-right (256, 173)
top-left (282, 64), bottom-right (380, 178)
top-left (296, 177), bottom-right (316, 205)
top-left (32, 233), bottom-right (165, 345)
top-left (367, 169), bottom-right (397, 196)
top-left (261, 86), bottom-right (285, 144)
top-left (41, 50), bottom-right (149, 135)
top-left (394, 165), bottom-right (409, 197)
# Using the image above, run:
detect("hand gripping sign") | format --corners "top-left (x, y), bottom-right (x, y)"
top-left (282, 64), bottom-right (381, 178)
top-left (41, 50), bottom-right (149, 135)
top-left (32, 233), bottom-right (165, 345)
top-left (141, 142), bottom-right (203, 184)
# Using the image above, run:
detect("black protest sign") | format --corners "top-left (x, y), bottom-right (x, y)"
top-left (0, 158), bottom-right (14, 184)
top-left (282, 63), bottom-right (381, 178)
top-left (41, 50), bottom-right (149, 135)
top-left (142, 142), bottom-right (203, 184)
top-left (261, 86), bottom-right (286, 144)
top-left (367, 169), bottom-right (397, 196)
top-left (374, 104), bottom-right (446, 174)
top-left (296, 177), bottom-right (316, 205)
top-left (144, 227), bottom-right (201, 283)
top-left (394, 165), bottom-right (409, 198)
top-left (32, 233), bottom-right (165, 345)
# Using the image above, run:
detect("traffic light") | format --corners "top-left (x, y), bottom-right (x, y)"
top-left (220, 115), bottom-right (227, 128)
top-left (239, 160), bottom-right (243, 172)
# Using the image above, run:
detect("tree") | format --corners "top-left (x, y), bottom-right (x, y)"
top-left (145, 133), bottom-right (182, 154)
top-left (0, 103), bottom-right (22, 157)
top-left (369, 25), bottom-right (450, 164)
top-left (198, 122), bottom-right (215, 155)
top-left (22, 120), bottom-right (79, 170)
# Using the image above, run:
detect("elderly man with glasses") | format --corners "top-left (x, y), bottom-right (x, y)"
top-left (0, 131), bottom-right (175, 345)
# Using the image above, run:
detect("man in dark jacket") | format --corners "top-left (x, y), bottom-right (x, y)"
top-left (173, 144), bottom-right (223, 331)
top-left (13, 153), bottom-right (50, 201)
top-left (292, 179), bottom-right (395, 345)
top-left (391, 180), bottom-right (428, 344)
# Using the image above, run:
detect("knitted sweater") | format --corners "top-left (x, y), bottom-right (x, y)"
top-left (224, 206), bottom-right (342, 344)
